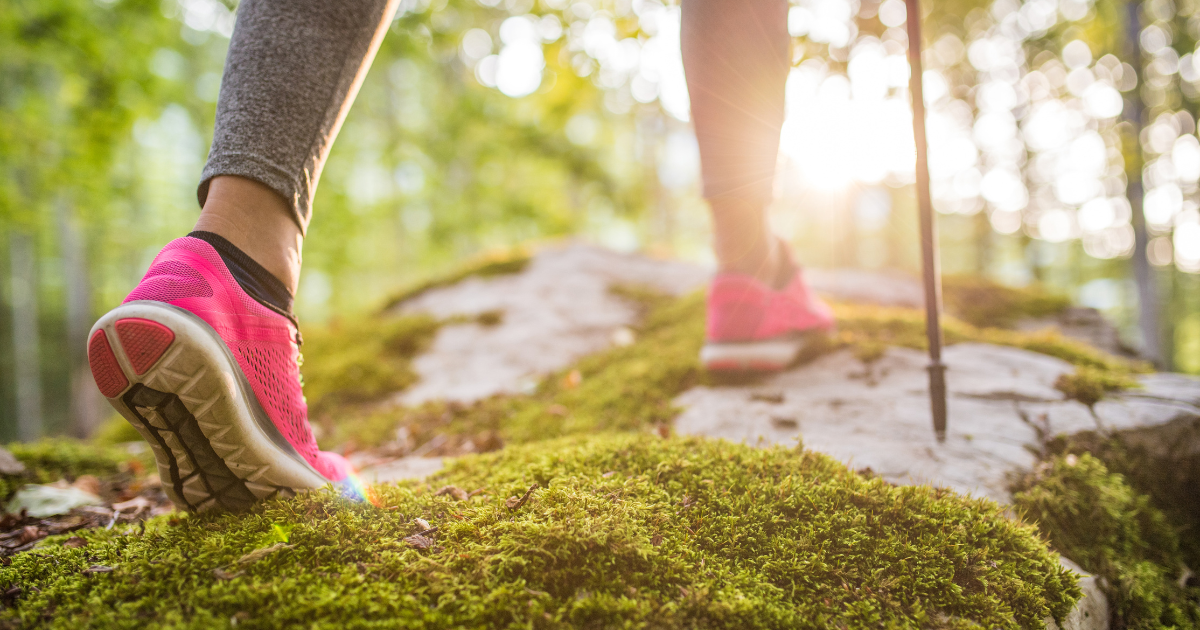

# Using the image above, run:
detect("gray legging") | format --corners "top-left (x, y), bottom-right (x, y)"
top-left (198, 0), bottom-right (789, 233)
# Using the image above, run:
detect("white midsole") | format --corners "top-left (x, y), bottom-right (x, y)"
top-left (700, 337), bottom-right (806, 367)
top-left (91, 301), bottom-right (327, 509)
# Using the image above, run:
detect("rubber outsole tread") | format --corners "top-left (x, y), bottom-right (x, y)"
top-left (115, 318), bottom-right (175, 375)
top-left (122, 384), bottom-right (281, 512)
top-left (88, 331), bottom-right (129, 398)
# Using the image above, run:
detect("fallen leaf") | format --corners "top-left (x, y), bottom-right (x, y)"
top-left (403, 534), bottom-right (434, 550)
top-left (111, 497), bottom-right (154, 513)
top-left (213, 568), bottom-right (244, 580)
top-left (236, 542), bottom-right (294, 565)
top-left (71, 475), bottom-right (101, 496)
top-left (506, 483), bottom-right (539, 511)
top-left (17, 525), bottom-right (42, 545)
top-left (83, 565), bottom-right (114, 575)
top-left (62, 537), bottom-right (87, 549)
top-left (5, 485), bottom-right (103, 518)
top-left (434, 486), bottom-right (468, 501)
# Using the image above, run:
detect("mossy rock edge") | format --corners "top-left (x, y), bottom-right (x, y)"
top-left (0, 435), bottom-right (1079, 629)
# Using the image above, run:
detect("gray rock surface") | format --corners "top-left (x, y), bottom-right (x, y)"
top-left (674, 343), bottom-right (1087, 503)
top-left (0, 446), bottom-right (25, 476)
top-left (355, 456), bottom-right (444, 484)
top-left (1018, 306), bottom-right (1137, 359)
top-left (806, 268), bottom-right (925, 308)
top-left (393, 242), bottom-right (707, 405)
top-left (1053, 557), bottom-right (1110, 630)
top-left (673, 342), bottom-right (1199, 504)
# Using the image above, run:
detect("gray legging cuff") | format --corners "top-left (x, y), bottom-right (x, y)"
top-left (197, 154), bottom-right (307, 229)
top-left (196, 0), bottom-right (397, 234)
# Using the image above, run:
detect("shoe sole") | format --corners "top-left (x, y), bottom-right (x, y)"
top-left (87, 301), bottom-right (328, 512)
top-left (701, 337), bottom-right (807, 372)
top-left (701, 326), bottom-right (836, 372)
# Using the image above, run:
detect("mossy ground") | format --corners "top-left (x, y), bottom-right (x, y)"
top-left (0, 440), bottom-right (149, 503)
top-left (0, 435), bottom-right (1079, 629)
top-left (0, 263), bottom-right (1175, 627)
top-left (313, 279), bottom-right (1147, 455)
top-left (1014, 453), bottom-right (1200, 629)
top-left (941, 275), bottom-right (1071, 329)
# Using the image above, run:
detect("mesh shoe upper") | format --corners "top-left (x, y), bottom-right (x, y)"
top-left (706, 270), bottom-right (835, 343)
top-left (124, 237), bottom-right (348, 482)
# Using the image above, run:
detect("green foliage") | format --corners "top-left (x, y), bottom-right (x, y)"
top-left (1053, 366), bottom-right (1141, 406)
top-left (1013, 454), bottom-right (1200, 629)
top-left (942, 275), bottom-right (1071, 329)
top-left (0, 0), bottom-right (177, 224)
top-left (0, 434), bottom-right (1079, 628)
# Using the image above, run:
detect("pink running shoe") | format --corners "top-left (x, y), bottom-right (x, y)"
top-left (87, 237), bottom-right (351, 512)
top-left (701, 268), bottom-right (835, 372)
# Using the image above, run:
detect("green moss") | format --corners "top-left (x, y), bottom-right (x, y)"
top-left (0, 439), bottom-right (146, 502)
top-left (0, 434), bottom-right (1079, 628)
top-left (1043, 434), bottom-right (1200, 578)
top-left (833, 302), bottom-right (1148, 375)
top-left (347, 287), bottom-right (706, 452)
top-left (300, 314), bottom-right (442, 416)
top-left (942, 275), bottom-right (1071, 329)
top-left (320, 290), bottom-right (1148, 455)
top-left (92, 414), bottom-right (144, 446)
top-left (1053, 366), bottom-right (1141, 407)
top-left (1013, 454), bottom-right (1200, 629)
top-left (380, 247), bottom-right (532, 311)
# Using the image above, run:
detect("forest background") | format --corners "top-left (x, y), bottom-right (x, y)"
top-left (3, 0), bottom-right (1200, 441)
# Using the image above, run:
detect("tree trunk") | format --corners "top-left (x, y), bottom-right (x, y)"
top-left (1125, 1), bottom-right (1164, 365)
top-left (56, 197), bottom-right (101, 437)
top-left (9, 230), bottom-right (42, 441)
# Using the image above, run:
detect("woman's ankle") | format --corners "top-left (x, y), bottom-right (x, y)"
top-left (194, 176), bottom-right (303, 295)
top-left (709, 198), bottom-right (788, 288)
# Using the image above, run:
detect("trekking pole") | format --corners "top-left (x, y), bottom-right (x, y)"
top-left (903, 0), bottom-right (949, 442)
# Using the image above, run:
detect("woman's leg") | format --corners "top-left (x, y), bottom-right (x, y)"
top-left (681, 0), bottom-right (791, 287)
top-left (684, 2), bottom-right (836, 372)
top-left (89, 0), bottom-right (400, 509)
top-left (195, 0), bottom-right (399, 293)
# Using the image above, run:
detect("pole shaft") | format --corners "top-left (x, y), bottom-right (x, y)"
top-left (903, 0), bottom-right (948, 441)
